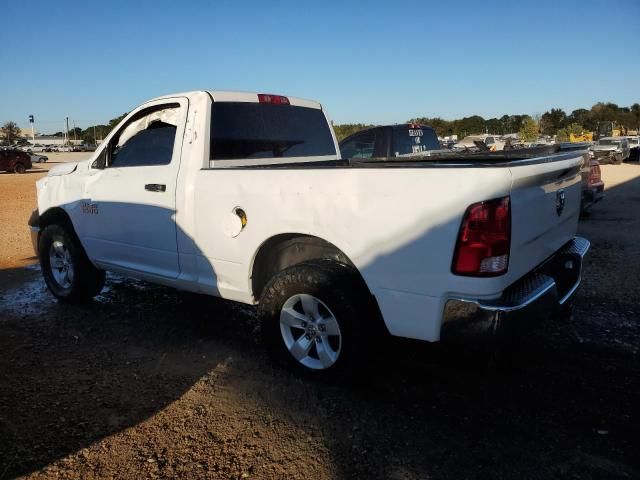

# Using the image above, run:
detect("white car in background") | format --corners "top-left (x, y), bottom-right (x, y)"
top-left (590, 137), bottom-right (630, 164)
top-left (453, 134), bottom-right (505, 151)
top-left (624, 136), bottom-right (640, 161)
top-left (29, 153), bottom-right (49, 163)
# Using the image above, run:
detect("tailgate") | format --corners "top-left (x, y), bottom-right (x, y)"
top-left (507, 153), bottom-right (583, 282)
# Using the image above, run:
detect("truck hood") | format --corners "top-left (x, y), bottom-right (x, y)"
top-left (48, 162), bottom-right (78, 176)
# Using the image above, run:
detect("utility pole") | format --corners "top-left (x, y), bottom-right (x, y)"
top-left (72, 120), bottom-right (77, 142)
top-left (65, 117), bottom-right (69, 146)
top-left (29, 115), bottom-right (35, 142)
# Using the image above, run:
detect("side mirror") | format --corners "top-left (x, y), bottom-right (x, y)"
top-left (91, 147), bottom-right (107, 169)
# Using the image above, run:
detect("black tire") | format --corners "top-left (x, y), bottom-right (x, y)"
top-left (39, 224), bottom-right (105, 303)
top-left (14, 163), bottom-right (26, 174)
top-left (258, 260), bottom-right (381, 380)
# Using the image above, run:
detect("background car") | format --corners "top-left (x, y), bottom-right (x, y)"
top-left (589, 137), bottom-right (630, 164)
top-left (29, 153), bottom-right (48, 163)
top-left (339, 124), bottom-right (441, 158)
top-left (29, 145), bottom-right (46, 153)
top-left (625, 136), bottom-right (640, 162)
top-left (0, 149), bottom-right (33, 173)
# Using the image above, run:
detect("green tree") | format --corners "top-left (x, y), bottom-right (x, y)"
top-left (409, 117), bottom-right (454, 137)
top-left (567, 109), bottom-right (594, 131)
top-left (556, 123), bottom-right (585, 142)
top-left (452, 115), bottom-right (486, 138)
top-left (108, 113), bottom-right (128, 129)
top-left (519, 117), bottom-right (538, 142)
top-left (631, 103), bottom-right (640, 131)
top-left (332, 123), bottom-right (374, 141)
top-left (1, 121), bottom-right (22, 144)
top-left (67, 127), bottom-right (82, 141)
top-left (539, 108), bottom-right (567, 135)
top-left (485, 118), bottom-right (503, 134)
top-left (499, 115), bottom-right (529, 134)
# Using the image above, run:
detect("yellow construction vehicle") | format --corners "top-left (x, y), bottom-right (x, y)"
top-left (569, 132), bottom-right (594, 142)
top-left (596, 121), bottom-right (623, 139)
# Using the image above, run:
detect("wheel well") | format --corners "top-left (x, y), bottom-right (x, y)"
top-left (39, 207), bottom-right (94, 263)
top-left (39, 207), bottom-right (73, 230)
top-left (251, 234), bottom-right (357, 301)
top-left (251, 234), bottom-right (389, 336)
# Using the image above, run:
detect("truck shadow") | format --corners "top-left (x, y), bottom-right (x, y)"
top-left (1, 265), bottom-right (637, 479)
top-left (1, 170), bottom-right (639, 478)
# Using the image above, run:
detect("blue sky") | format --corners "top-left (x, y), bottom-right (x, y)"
top-left (1, 0), bottom-right (639, 132)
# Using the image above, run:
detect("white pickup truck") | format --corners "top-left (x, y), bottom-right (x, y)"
top-left (29, 90), bottom-right (589, 377)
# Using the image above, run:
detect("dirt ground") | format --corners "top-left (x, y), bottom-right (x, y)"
top-left (0, 153), bottom-right (91, 269)
top-left (0, 158), bottom-right (638, 479)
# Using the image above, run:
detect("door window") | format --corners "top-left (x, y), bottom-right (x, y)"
top-left (110, 106), bottom-right (179, 168)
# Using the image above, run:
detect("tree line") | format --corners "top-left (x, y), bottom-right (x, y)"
top-left (333, 102), bottom-right (640, 142)
top-left (64, 113), bottom-right (128, 144)
top-left (4, 101), bottom-right (639, 145)
top-left (0, 113), bottom-right (128, 145)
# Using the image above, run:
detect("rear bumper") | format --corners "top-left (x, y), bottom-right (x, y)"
top-left (582, 183), bottom-right (604, 209)
top-left (441, 236), bottom-right (590, 341)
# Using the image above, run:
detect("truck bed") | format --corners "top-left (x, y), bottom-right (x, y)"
top-left (349, 144), bottom-right (588, 168)
top-left (212, 146), bottom-right (588, 170)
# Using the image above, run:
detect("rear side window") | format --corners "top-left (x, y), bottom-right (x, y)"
top-left (339, 131), bottom-right (376, 159)
top-left (393, 126), bottom-right (440, 156)
top-left (211, 102), bottom-right (336, 160)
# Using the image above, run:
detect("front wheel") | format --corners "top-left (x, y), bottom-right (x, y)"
top-left (14, 163), bottom-right (26, 174)
top-left (259, 260), bottom-right (379, 379)
top-left (39, 224), bottom-right (105, 302)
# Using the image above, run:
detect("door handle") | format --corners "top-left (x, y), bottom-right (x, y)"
top-left (145, 184), bottom-right (166, 192)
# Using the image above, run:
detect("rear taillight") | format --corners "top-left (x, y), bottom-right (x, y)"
top-left (452, 196), bottom-right (511, 276)
top-left (258, 94), bottom-right (290, 105)
top-left (588, 161), bottom-right (601, 186)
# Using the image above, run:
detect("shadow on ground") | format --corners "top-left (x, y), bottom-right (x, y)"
top-left (1, 264), bottom-right (638, 479)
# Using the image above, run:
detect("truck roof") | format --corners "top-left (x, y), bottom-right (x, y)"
top-left (145, 90), bottom-right (322, 110)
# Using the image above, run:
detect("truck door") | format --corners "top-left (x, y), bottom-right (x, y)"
top-left (81, 98), bottom-right (188, 279)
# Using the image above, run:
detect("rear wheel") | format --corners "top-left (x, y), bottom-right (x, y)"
top-left (259, 260), bottom-right (380, 380)
top-left (14, 163), bottom-right (26, 174)
top-left (39, 224), bottom-right (105, 302)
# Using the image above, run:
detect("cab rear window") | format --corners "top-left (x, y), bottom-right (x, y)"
top-left (211, 102), bottom-right (336, 160)
top-left (393, 126), bottom-right (440, 155)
